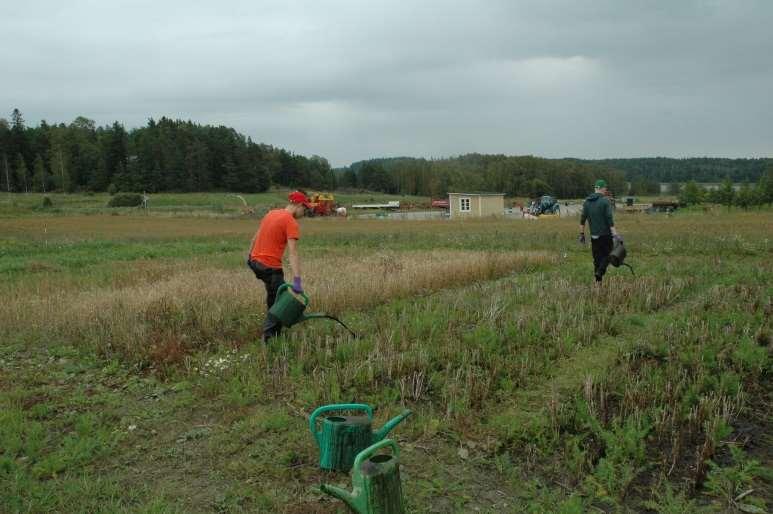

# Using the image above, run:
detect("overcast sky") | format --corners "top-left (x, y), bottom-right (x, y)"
top-left (1, 1), bottom-right (771, 166)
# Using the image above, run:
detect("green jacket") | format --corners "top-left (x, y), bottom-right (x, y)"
top-left (581, 193), bottom-right (614, 237)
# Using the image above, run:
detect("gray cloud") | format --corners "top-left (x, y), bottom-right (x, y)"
top-left (2, 0), bottom-right (771, 166)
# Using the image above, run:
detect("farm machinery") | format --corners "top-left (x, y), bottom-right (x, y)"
top-left (306, 193), bottom-right (346, 217)
top-left (529, 195), bottom-right (561, 216)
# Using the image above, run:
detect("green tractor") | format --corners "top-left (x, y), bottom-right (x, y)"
top-left (529, 195), bottom-right (560, 216)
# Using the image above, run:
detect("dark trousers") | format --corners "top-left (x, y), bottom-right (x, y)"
top-left (591, 235), bottom-right (613, 282)
top-left (247, 259), bottom-right (285, 340)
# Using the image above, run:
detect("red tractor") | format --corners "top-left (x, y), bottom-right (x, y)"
top-left (306, 193), bottom-right (337, 216)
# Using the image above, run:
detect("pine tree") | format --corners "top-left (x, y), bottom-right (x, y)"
top-left (184, 141), bottom-right (210, 191)
top-left (10, 110), bottom-right (31, 188)
top-left (100, 121), bottom-right (128, 189)
top-left (247, 162), bottom-right (270, 192)
top-left (245, 144), bottom-right (269, 193)
top-left (716, 179), bottom-right (735, 206)
top-left (15, 154), bottom-right (29, 193)
top-left (112, 161), bottom-right (137, 192)
top-left (222, 157), bottom-right (241, 191)
top-left (11, 109), bottom-right (24, 129)
top-left (342, 168), bottom-right (358, 188)
top-left (2, 153), bottom-right (10, 192)
top-left (0, 119), bottom-right (10, 192)
top-left (150, 161), bottom-right (163, 193)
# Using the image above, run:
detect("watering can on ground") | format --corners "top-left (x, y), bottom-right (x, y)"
top-left (321, 439), bottom-right (405, 514)
top-left (268, 283), bottom-right (356, 336)
top-left (310, 403), bottom-right (412, 472)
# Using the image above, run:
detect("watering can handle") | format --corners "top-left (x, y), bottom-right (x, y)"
top-left (353, 439), bottom-right (400, 471)
top-left (276, 283), bottom-right (310, 305)
top-left (309, 404), bottom-right (374, 440)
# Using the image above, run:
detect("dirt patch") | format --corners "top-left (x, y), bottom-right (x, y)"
top-left (736, 382), bottom-right (773, 506)
top-left (282, 502), bottom-right (340, 514)
top-left (20, 393), bottom-right (51, 410)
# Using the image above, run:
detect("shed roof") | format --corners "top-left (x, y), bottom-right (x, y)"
top-left (448, 192), bottom-right (505, 196)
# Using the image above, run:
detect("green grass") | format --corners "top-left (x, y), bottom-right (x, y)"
top-left (0, 191), bottom-right (430, 218)
top-left (1, 197), bottom-right (771, 513)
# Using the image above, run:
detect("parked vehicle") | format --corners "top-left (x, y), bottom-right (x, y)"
top-left (529, 195), bottom-right (560, 216)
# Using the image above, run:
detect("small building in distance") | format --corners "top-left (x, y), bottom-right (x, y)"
top-left (448, 192), bottom-right (505, 219)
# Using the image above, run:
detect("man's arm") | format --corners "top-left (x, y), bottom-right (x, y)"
top-left (287, 238), bottom-right (301, 279)
top-left (578, 202), bottom-right (587, 243)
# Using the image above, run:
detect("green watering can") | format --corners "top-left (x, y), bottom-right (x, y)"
top-left (609, 240), bottom-right (635, 276)
top-left (268, 283), bottom-right (356, 336)
top-left (310, 403), bottom-right (412, 472)
top-left (321, 439), bottom-right (405, 514)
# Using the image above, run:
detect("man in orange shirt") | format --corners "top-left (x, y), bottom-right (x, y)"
top-left (247, 191), bottom-right (310, 342)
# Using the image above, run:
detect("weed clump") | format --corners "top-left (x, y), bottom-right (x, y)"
top-left (107, 193), bottom-right (143, 207)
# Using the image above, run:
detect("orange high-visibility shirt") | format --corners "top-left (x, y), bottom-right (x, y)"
top-left (249, 209), bottom-right (300, 268)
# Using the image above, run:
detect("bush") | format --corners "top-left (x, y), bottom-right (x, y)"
top-left (678, 181), bottom-right (704, 206)
top-left (107, 183), bottom-right (118, 196)
top-left (41, 196), bottom-right (53, 208)
top-left (106, 193), bottom-right (143, 208)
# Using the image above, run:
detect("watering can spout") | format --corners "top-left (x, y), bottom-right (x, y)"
top-left (301, 313), bottom-right (358, 338)
top-left (320, 484), bottom-right (358, 512)
top-left (374, 409), bottom-right (412, 442)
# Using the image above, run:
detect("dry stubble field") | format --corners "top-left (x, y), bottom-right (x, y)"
top-left (1, 203), bottom-right (771, 513)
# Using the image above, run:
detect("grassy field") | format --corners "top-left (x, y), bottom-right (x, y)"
top-left (0, 191), bottom-right (431, 218)
top-left (1, 197), bottom-right (771, 513)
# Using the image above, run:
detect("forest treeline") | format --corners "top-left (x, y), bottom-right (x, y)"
top-left (338, 155), bottom-right (629, 198)
top-left (0, 109), bottom-right (335, 194)
top-left (2, 109), bottom-right (771, 198)
top-left (340, 155), bottom-right (773, 198)
top-left (582, 157), bottom-right (772, 184)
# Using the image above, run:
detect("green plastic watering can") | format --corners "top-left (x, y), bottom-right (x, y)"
top-left (310, 403), bottom-right (412, 472)
top-left (321, 439), bottom-right (405, 514)
top-left (609, 240), bottom-right (635, 275)
top-left (268, 283), bottom-right (356, 336)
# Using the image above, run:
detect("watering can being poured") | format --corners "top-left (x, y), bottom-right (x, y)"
top-left (310, 403), bottom-right (412, 472)
top-left (321, 439), bottom-right (405, 514)
top-left (268, 283), bottom-right (356, 337)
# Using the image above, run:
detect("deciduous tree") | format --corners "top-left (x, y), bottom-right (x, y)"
top-left (32, 154), bottom-right (50, 192)
top-left (679, 181), bottom-right (704, 206)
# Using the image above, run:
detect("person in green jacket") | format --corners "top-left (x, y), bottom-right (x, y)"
top-left (579, 179), bottom-right (622, 283)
